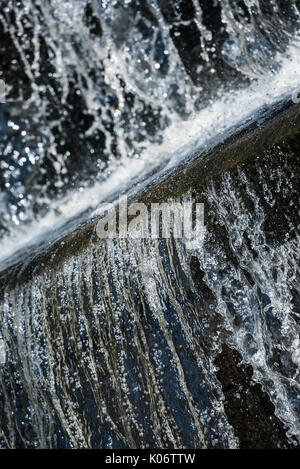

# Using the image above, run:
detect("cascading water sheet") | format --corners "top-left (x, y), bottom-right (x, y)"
top-left (0, 0), bottom-right (299, 450)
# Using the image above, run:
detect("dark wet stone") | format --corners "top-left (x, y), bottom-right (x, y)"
top-left (84, 1), bottom-right (102, 37)
top-left (215, 344), bottom-right (298, 449)
top-left (190, 256), bottom-right (212, 301)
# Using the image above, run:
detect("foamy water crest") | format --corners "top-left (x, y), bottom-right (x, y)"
top-left (1, 43), bottom-right (300, 263)
top-left (0, 0), bottom-right (300, 449)
top-left (0, 0), bottom-right (299, 260)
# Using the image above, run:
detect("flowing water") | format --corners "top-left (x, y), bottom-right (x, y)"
top-left (0, 0), bottom-right (299, 448)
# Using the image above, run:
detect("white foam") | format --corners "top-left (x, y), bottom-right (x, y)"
top-left (1, 44), bottom-right (300, 264)
top-left (0, 338), bottom-right (5, 365)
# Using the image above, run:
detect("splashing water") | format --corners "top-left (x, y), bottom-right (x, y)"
top-left (0, 149), bottom-right (299, 448)
top-left (0, 0), bottom-right (299, 449)
top-left (0, 0), bottom-right (299, 246)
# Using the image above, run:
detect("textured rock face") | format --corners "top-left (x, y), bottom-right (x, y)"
top-left (0, 99), bottom-right (299, 449)
top-left (215, 345), bottom-right (294, 449)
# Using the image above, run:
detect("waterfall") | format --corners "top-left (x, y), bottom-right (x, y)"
top-left (0, 0), bottom-right (299, 243)
top-left (1, 140), bottom-right (299, 448)
top-left (0, 0), bottom-right (299, 449)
